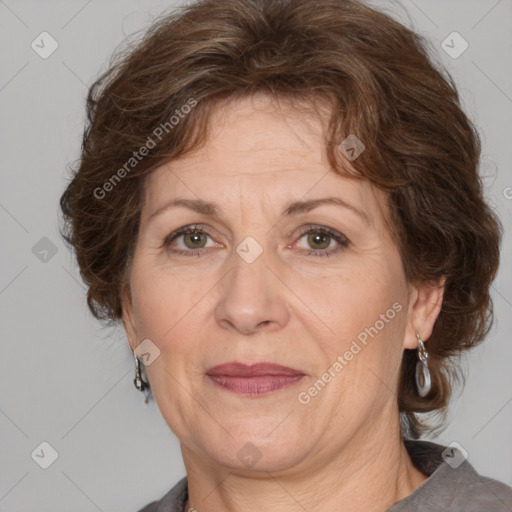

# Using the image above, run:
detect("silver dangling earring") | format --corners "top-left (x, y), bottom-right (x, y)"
top-left (133, 350), bottom-right (151, 404)
top-left (415, 334), bottom-right (431, 397)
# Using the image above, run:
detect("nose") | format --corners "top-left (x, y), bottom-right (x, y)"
top-left (214, 248), bottom-right (291, 336)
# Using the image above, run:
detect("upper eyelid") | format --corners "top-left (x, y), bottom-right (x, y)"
top-left (166, 223), bottom-right (344, 238)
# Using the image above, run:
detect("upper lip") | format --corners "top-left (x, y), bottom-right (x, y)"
top-left (206, 362), bottom-right (305, 377)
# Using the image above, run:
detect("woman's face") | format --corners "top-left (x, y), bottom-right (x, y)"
top-left (122, 94), bottom-right (435, 473)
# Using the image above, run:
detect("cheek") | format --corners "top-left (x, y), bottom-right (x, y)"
top-left (310, 278), bottom-right (407, 418)
top-left (128, 263), bottom-right (218, 396)
top-left (316, 261), bottom-right (402, 333)
top-left (130, 260), bottom-right (210, 340)
top-left (311, 254), bottom-right (408, 385)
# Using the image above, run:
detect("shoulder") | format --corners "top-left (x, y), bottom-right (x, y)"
top-left (436, 471), bottom-right (512, 511)
top-left (137, 500), bottom-right (159, 512)
top-left (390, 439), bottom-right (512, 511)
top-left (471, 474), bottom-right (512, 509)
top-left (136, 476), bottom-right (188, 512)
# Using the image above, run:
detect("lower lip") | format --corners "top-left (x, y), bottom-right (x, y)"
top-left (207, 374), bottom-right (305, 395)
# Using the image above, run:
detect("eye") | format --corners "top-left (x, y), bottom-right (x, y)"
top-left (162, 223), bottom-right (350, 258)
top-left (162, 224), bottom-right (218, 256)
top-left (293, 225), bottom-right (349, 257)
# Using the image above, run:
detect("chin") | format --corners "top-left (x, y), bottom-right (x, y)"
top-left (198, 427), bottom-right (312, 474)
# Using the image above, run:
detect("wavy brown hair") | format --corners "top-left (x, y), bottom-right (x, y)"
top-left (59, 0), bottom-right (502, 438)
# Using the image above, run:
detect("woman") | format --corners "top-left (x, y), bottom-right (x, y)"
top-left (59, 0), bottom-right (512, 510)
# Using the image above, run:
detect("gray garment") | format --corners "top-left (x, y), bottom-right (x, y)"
top-left (137, 440), bottom-right (512, 512)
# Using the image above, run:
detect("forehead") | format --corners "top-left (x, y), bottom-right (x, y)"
top-left (141, 94), bottom-right (387, 224)
top-left (164, 94), bottom-right (331, 176)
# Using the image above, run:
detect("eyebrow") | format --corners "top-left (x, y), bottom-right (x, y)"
top-left (148, 197), bottom-right (370, 224)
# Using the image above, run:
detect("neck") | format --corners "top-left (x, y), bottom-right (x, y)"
top-left (181, 412), bottom-right (427, 512)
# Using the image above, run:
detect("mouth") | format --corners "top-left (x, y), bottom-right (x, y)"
top-left (206, 362), bottom-right (306, 395)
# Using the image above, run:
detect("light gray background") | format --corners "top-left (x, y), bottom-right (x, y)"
top-left (0, 0), bottom-right (511, 510)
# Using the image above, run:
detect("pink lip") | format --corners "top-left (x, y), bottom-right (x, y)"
top-left (206, 362), bottom-right (306, 395)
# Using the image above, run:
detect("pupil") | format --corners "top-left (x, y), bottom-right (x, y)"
top-left (185, 231), bottom-right (206, 248)
top-left (309, 232), bottom-right (329, 249)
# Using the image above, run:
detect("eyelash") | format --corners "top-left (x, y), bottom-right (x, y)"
top-left (162, 224), bottom-right (350, 258)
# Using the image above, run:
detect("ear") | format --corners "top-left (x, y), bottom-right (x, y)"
top-left (403, 276), bottom-right (445, 349)
top-left (121, 282), bottom-right (139, 353)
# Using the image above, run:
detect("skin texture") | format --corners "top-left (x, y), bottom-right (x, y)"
top-left (122, 93), bottom-right (444, 512)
